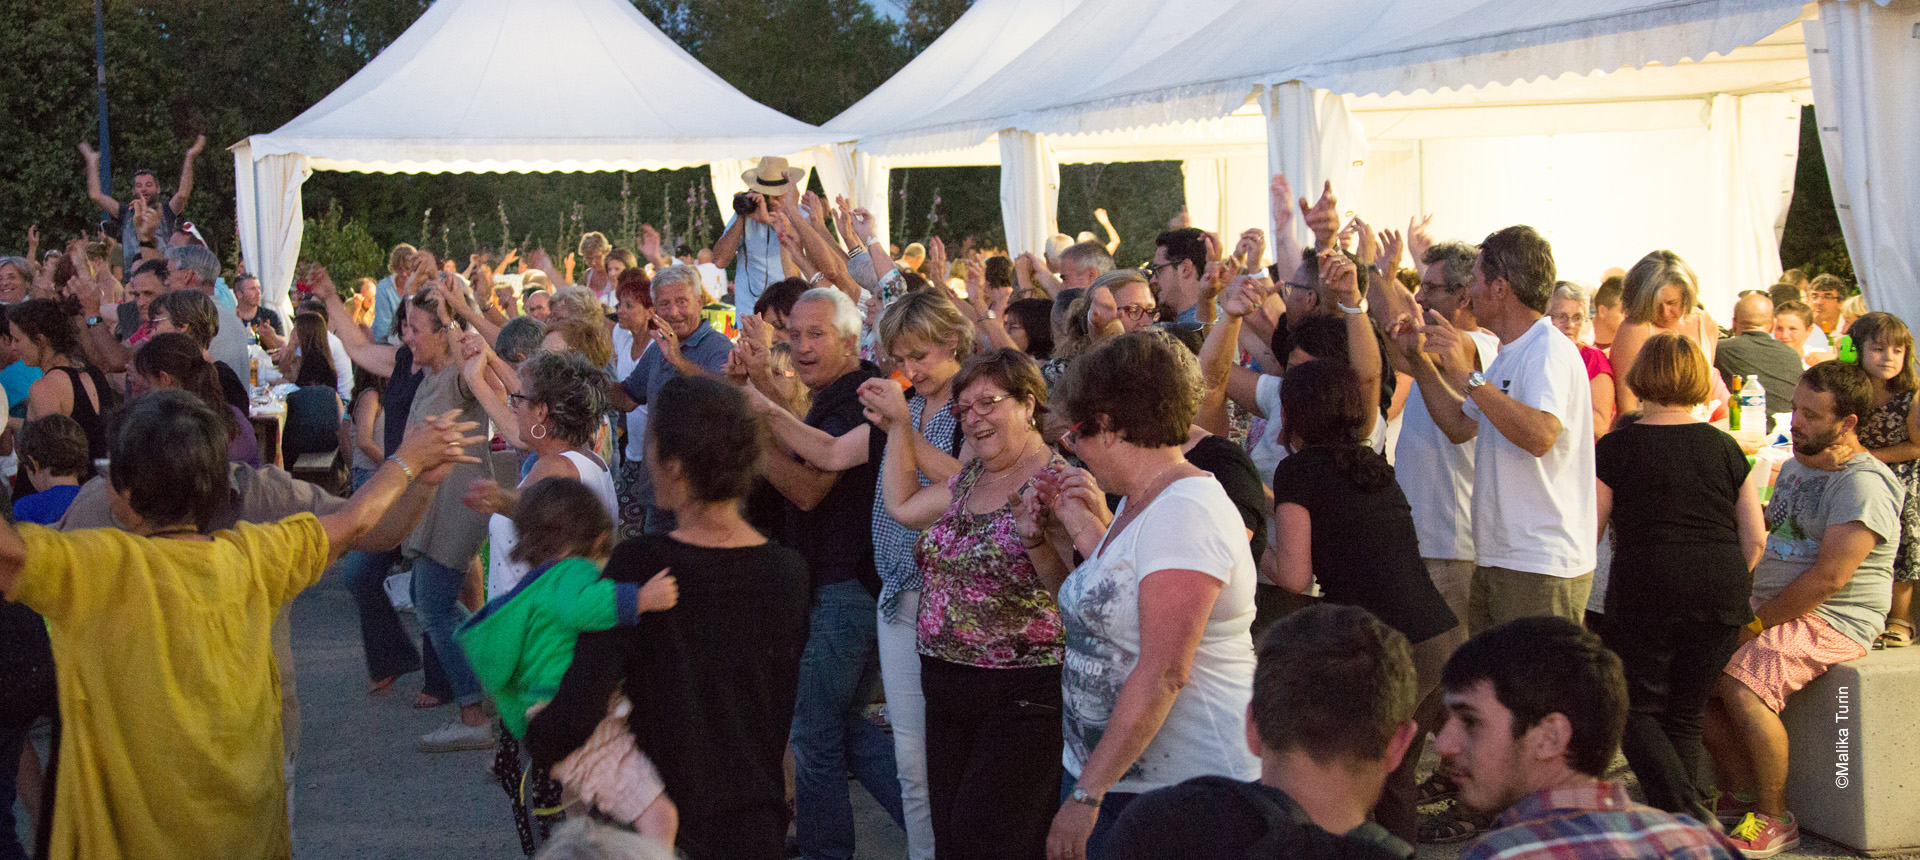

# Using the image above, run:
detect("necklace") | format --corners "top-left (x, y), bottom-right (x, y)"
top-left (147, 526), bottom-right (203, 540)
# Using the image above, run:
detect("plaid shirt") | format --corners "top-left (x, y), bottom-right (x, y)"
top-left (871, 394), bottom-right (961, 619)
top-left (1463, 781), bottom-right (1740, 860)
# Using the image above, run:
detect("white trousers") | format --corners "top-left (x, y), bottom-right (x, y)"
top-left (878, 590), bottom-right (935, 859)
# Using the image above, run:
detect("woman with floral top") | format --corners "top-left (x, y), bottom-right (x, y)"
top-left (876, 348), bottom-right (1064, 860)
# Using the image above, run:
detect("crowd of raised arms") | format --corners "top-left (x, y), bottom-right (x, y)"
top-left (0, 143), bottom-right (1909, 860)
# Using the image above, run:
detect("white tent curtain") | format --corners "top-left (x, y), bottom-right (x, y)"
top-left (1706, 92), bottom-right (1803, 305)
top-left (1181, 155), bottom-right (1270, 240)
top-left (812, 144), bottom-right (892, 250)
top-left (998, 131), bottom-right (1060, 257)
top-left (1262, 82), bottom-right (1369, 249)
top-left (1805, 0), bottom-right (1920, 321)
top-left (232, 142), bottom-right (311, 320)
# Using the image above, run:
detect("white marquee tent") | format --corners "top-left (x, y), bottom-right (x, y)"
top-left (231, 0), bottom-right (831, 314)
top-left (831, 0), bottom-right (1920, 323)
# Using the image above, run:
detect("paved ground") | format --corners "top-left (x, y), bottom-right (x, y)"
top-left (3, 564), bottom-right (1901, 859)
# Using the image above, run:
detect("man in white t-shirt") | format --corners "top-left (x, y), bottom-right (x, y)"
top-left (1393, 225), bottom-right (1596, 634)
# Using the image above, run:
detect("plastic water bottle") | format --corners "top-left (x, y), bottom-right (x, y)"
top-left (1740, 374), bottom-right (1767, 434)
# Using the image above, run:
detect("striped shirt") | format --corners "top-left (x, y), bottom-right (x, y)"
top-left (1463, 781), bottom-right (1740, 860)
top-left (871, 393), bottom-right (960, 619)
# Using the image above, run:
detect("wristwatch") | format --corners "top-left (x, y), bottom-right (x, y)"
top-left (1337, 299), bottom-right (1368, 315)
top-left (1068, 786), bottom-right (1102, 808)
top-left (1465, 371), bottom-right (1488, 393)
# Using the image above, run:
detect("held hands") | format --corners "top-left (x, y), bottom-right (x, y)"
top-left (638, 568), bottom-right (679, 613)
top-left (461, 479), bottom-right (513, 516)
top-left (395, 410), bottom-right (487, 485)
top-left (1317, 248), bottom-right (1360, 307)
top-left (1234, 227), bottom-right (1266, 272)
top-left (856, 377), bottom-right (910, 432)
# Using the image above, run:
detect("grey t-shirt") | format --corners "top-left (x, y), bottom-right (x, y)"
top-left (1753, 453), bottom-right (1906, 648)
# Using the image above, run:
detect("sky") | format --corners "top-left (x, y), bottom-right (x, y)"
top-left (866, 0), bottom-right (908, 22)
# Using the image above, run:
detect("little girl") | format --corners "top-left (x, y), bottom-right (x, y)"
top-left (458, 477), bottom-right (679, 853)
top-left (1850, 312), bottom-right (1920, 648)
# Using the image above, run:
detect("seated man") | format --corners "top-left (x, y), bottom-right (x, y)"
top-left (1107, 603), bottom-right (1417, 860)
top-left (1439, 617), bottom-right (1738, 860)
top-left (1704, 361), bottom-right (1903, 857)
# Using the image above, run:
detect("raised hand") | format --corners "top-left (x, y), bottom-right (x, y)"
top-left (1168, 205), bottom-right (1191, 230)
top-left (857, 377), bottom-right (911, 430)
top-left (78, 142), bottom-right (98, 162)
top-left (849, 208), bottom-right (877, 244)
top-left (963, 259), bottom-right (986, 307)
top-left (638, 224), bottom-right (663, 264)
top-left (926, 236), bottom-right (949, 284)
top-left (1298, 181), bottom-right (1340, 250)
top-left (25, 225), bottom-right (38, 259)
top-left (1093, 207), bottom-right (1114, 228)
top-left (1202, 260), bottom-right (1237, 305)
top-left (185, 133), bottom-right (207, 157)
top-left (647, 315), bottom-right (683, 367)
top-left (1376, 227), bottom-right (1405, 277)
top-left (1352, 217), bottom-right (1380, 270)
top-left (1318, 249), bottom-right (1360, 307)
top-left (1234, 227), bottom-right (1265, 272)
top-left (131, 198), bottom-right (160, 243)
top-left (1417, 308), bottom-right (1477, 375)
top-left (1406, 214), bottom-right (1436, 270)
top-left (1269, 173), bottom-right (1295, 235)
top-left (497, 248), bottom-right (520, 273)
top-left (397, 410), bottom-right (487, 484)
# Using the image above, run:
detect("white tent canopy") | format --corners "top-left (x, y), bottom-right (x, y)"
top-left (832, 0), bottom-right (1920, 324)
top-left (233, 0), bottom-right (829, 314)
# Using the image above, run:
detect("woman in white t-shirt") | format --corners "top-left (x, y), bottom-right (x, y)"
top-left (459, 347), bottom-right (618, 598)
top-left (1019, 332), bottom-right (1259, 860)
top-left (610, 273), bottom-right (656, 541)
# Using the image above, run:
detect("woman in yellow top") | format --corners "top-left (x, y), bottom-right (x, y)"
top-left (0, 389), bottom-right (482, 860)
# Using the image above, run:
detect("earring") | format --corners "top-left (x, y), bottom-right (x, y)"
top-left (530, 423), bottom-right (548, 440)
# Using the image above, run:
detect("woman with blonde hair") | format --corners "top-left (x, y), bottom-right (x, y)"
top-left (543, 315), bottom-right (615, 369)
top-left (578, 232), bottom-right (615, 308)
top-left (1608, 250), bottom-right (1727, 414)
top-left (548, 285), bottom-right (603, 327)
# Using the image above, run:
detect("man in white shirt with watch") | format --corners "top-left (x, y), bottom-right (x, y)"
top-left (1390, 224), bottom-right (1595, 634)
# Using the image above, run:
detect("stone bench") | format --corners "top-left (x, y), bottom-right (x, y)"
top-left (1780, 645), bottom-right (1920, 855)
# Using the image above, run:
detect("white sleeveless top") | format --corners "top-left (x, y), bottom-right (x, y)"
top-left (486, 449), bottom-right (619, 598)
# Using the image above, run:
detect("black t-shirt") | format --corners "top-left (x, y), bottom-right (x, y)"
top-left (214, 360), bottom-right (249, 415)
top-left (380, 346), bottom-right (423, 457)
top-left (1270, 311), bottom-right (1397, 414)
top-left (1271, 446), bottom-right (1456, 644)
top-left (788, 361), bottom-right (884, 595)
top-left (525, 534), bottom-right (810, 860)
top-left (1186, 433), bottom-right (1268, 559)
top-left (1110, 776), bottom-right (1412, 860)
top-left (1595, 422), bottom-right (1753, 622)
top-left (239, 306), bottom-right (285, 337)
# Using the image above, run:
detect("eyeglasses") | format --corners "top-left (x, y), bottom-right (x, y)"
top-left (1117, 303), bottom-right (1158, 320)
top-left (1550, 312), bottom-right (1588, 326)
top-left (956, 393), bottom-right (1016, 417)
top-left (507, 392), bottom-right (533, 409)
top-left (1058, 420), bottom-right (1085, 451)
top-left (1143, 261), bottom-right (1178, 277)
top-left (1283, 281), bottom-right (1316, 293)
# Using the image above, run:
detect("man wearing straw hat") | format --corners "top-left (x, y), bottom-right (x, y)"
top-left (713, 156), bottom-right (801, 315)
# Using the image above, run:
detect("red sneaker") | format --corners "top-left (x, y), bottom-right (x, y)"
top-left (1727, 812), bottom-right (1800, 859)
top-left (1709, 791), bottom-right (1759, 823)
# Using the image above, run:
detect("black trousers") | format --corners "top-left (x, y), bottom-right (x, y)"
top-left (920, 657), bottom-right (1063, 860)
top-left (1599, 610), bottom-right (1743, 820)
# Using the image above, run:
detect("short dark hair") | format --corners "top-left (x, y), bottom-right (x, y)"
top-left (1773, 299), bottom-right (1814, 327)
top-left (19, 414), bottom-right (90, 479)
top-left (951, 348), bottom-right (1048, 430)
top-left (1801, 360), bottom-right (1877, 425)
top-left (519, 350), bottom-right (612, 447)
top-left (1422, 241), bottom-right (1478, 292)
top-left (129, 258), bottom-right (170, 283)
top-left (1004, 297), bottom-right (1055, 360)
top-left (1441, 617), bottom-right (1626, 777)
top-left (132, 169), bottom-right (158, 182)
top-left (648, 375), bottom-right (763, 504)
top-left (154, 289), bottom-right (220, 348)
top-left (983, 256), bottom-right (1014, 289)
top-left (1808, 273), bottom-right (1849, 298)
top-left (109, 390), bottom-right (231, 532)
top-left (134, 333), bottom-right (237, 441)
top-left (1479, 225), bottom-right (1557, 314)
top-left (1154, 228), bottom-right (1208, 276)
top-left (1769, 282), bottom-right (1802, 308)
top-left (1252, 603), bottom-right (1415, 765)
top-left (755, 277), bottom-right (807, 319)
top-left (1594, 276), bottom-right (1625, 310)
top-left (1054, 331), bottom-right (1198, 448)
top-left (510, 477), bottom-right (613, 566)
top-left (494, 316), bottom-right (547, 363)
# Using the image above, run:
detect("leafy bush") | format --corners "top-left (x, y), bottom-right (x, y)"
top-left (300, 199), bottom-right (385, 296)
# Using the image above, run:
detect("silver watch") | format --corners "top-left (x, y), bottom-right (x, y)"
top-left (1465, 371), bottom-right (1488, 393)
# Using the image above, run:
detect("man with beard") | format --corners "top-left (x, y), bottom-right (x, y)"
top-left (79, 135), bottom-right (204, 273)
top-left (1703, 360), bottom-right (1903, 858)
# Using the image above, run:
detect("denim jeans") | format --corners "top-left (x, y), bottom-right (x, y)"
top-left (410, 555), bottom-right (483, 707)
top-left (342, 548), bottom-right (420, 683)
top-left (791, 580), bottom-right (904, 860)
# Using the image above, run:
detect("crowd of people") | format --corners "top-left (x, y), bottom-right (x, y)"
top-left (0, 143), bottom-right (1909, 860)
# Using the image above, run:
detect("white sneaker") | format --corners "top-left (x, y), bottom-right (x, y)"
top-left (418, 719), bottom-right (494, 753)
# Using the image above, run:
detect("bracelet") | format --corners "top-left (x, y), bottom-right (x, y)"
top-left (1020, 536), bottom-right (1045, 549)
top-left (386, 455), bottom-right (417, 482)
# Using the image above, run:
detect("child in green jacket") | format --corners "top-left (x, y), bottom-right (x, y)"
top-left (458, 477), bottom-right (678, 847)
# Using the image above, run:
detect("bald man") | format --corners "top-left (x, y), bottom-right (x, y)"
top-left (1714, 292), bottom-right (1805, 420)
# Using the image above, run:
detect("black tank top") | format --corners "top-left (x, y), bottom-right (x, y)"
top-left (54, 364), bottom-right (117, 462)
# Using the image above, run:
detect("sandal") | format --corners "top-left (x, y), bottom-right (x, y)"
top-left (369, 675), bottom-right (400, 694)
top-left (413, 692), bottom-right (451, 709)
top-left (1418, 772), bottom-right (1459, 805)
top-left (1873, 619), bottom-right (1914, 650)
top-left (1418, 808), bottom-right (1484, 844)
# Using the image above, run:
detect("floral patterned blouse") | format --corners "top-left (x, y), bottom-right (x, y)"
top-left (914, 456), bottom-right (1066, 668)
